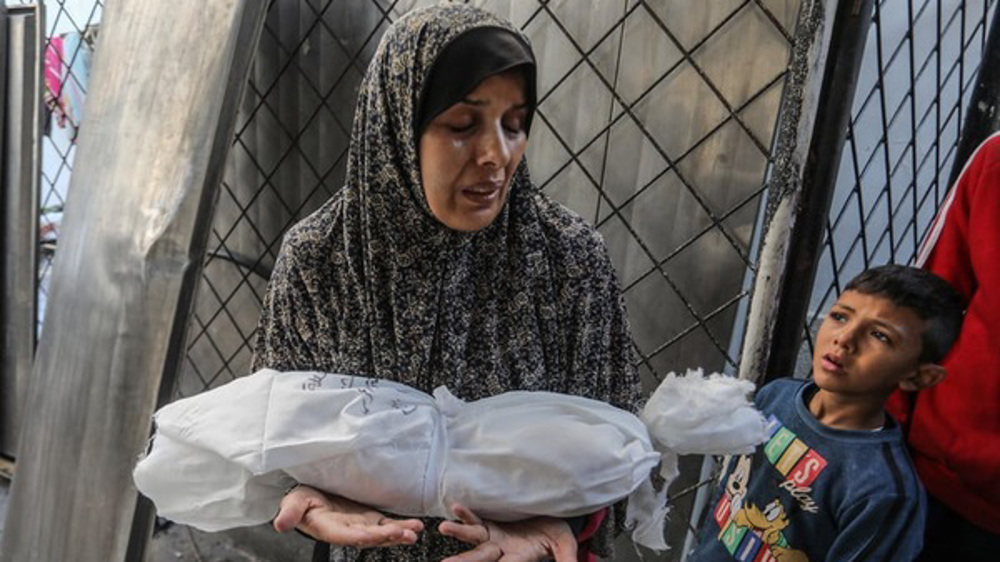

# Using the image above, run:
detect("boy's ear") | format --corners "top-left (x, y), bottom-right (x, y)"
top-left (899, 363), bottom-right (946, 392)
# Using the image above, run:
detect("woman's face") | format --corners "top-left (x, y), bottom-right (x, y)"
top-left (419, 70), bottom-right (529, 231)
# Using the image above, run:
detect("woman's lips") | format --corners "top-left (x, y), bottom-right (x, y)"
top-left (462, 182), bottom-right (503, 206)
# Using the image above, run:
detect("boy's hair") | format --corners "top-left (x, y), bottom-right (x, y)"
top-left (844, 264), bottom-right (964, 363)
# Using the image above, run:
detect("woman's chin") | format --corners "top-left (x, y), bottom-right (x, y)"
top-left (438, 201), bottom-right (505, 231)
top-left (446, 212), bottom-right (499, 232)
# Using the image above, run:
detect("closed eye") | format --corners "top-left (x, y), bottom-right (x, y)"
top-left (502, 109), bottom-right (528, 135)
top-left (502, 121), bottom-right (524, 135)
top-left (447, 122), bottom-right (475, 134)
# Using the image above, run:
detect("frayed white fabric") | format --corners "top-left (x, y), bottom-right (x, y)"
top-left (628, 368), bottom-right (769, 549)
top-left (133, 368), bottom-right (766, 550)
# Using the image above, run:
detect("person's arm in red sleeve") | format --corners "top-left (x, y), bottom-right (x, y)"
top-left (915, 135), bottom-right (993, 300)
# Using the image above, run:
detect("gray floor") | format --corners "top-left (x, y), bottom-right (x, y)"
top-left (0, 477), bottom-right (314, 561)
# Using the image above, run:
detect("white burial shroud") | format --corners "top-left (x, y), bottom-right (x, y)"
top-left (133, 368), bottom-right (767, 550)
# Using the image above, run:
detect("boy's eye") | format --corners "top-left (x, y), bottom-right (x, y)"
top-left (829, 311), bottom-right (847, 322)
top-left (870, 330), bottom-right (892, 344)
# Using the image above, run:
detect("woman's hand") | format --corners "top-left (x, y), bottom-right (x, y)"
top-left (439, 503), bottom-right (578, 562)
top-left (273, 485), bottom-right (424, 547)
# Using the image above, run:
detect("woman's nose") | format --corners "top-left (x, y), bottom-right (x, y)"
top-left (476, 123), bottom-right (511, 168)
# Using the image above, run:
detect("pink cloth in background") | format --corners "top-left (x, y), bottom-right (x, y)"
top-left (44, 36), bottom-right (69, 127)
top-left (44, 36), bottom-right (63, 95)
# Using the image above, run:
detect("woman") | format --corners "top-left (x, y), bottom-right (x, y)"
top-left (251, 4), bottom-right (640, 561)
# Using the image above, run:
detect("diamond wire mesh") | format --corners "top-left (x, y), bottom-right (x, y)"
top-left (526, 0), bottom-right (794, 384)
top-left (5, 0), bottom-right (103, 330)
top-left (798, 0), bottom-right (996, 373)
top-left (177, 0), bottom-right (390, 396)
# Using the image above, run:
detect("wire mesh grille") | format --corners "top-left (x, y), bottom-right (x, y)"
top-left (529, 0), bottom-right (795, 384)
top-left (798, 0), bottom-right (996, 373)
top-left (5, 0), bottom-right (104, 330)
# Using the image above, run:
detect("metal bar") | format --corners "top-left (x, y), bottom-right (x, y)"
top-left (1, 4), bottom-right (43, 460)
top-left (958, 0), bottom-right (967, 150)
top-left (872, 3), bottom-right (897, 263)
top-left (947, 4), bottom-right (1000, 187)
top-left (739, 0), bottom-right (876, 383)
top-left (0, 1), bottom-right (270, 561)
top-left (0, 1), bottom-right (6, 212)
top-left (0, 2), bottom-right (7, 459)
top-left (908, 0), bottom-right (920, 255)
top-left (935, 0), bottom-right (944, 206)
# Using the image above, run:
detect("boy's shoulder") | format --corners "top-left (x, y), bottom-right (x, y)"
top-left (754, 377), bottom-right (807, 408)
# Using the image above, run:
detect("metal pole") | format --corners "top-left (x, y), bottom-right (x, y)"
top-left (739, 0), bottom-right (876, 383)
top-left (1, 4), bottom-right (42, 460)
top-left (0, 3), bottom-right (6, 178)
top-left (948, 5), bottom-right (1000, 186)
top-left (0, 1), bottom-right (8, 459)
top-left (0, 1), bottom-right (269, 561)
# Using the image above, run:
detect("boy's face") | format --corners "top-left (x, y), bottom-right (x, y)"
top-left (812, 290), bottom-right (926, 398)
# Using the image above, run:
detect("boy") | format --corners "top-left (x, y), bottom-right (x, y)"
top-left (688, 265), bottom-right (964, 561)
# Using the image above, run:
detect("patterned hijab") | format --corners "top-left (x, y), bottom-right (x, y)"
top-left (252, 4), bottom-right (639, 559)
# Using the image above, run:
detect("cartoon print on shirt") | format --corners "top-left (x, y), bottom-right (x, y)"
top-left (732, 499), bottom-right (808, 562)
top-left (714, 468), bottom-right (809, 562)
top-left (725, 454), bottom-right (753, 516)
top-left (709, 415), bottom-right (828, 561)
top-left (714, 472), bottom-right (810, 561)
top-left (734, 499), bottom-right (788, 545)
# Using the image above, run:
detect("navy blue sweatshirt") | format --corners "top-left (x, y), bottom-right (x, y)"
top-left (688, 379), bottom-right (925, 561)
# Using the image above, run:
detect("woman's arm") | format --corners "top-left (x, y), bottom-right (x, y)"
top-left (251, 241), bottom-right (326, 373)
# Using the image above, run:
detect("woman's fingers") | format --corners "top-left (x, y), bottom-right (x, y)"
top-left (440, 503), bottom-right (490, 545)
top-left (549, 532), bottom-right (578, 562)
top-left (302, 516), bottom-right (419, 547)
top-left (441, 542), bottom-right (504, 562)
top-left (272, 488), bottom-right (312, 533)
top-left (274, 487), bottom-right (424, 547)
top-left (451, 503), bottom-right (485, 526)
top-left (439, 519), bottom-right (490, 545)
top-left (391, 517), bottom-right (426, 534)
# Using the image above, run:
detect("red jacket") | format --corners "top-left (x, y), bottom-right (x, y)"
top-left (887, 134), bottom-right (1000, 533)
